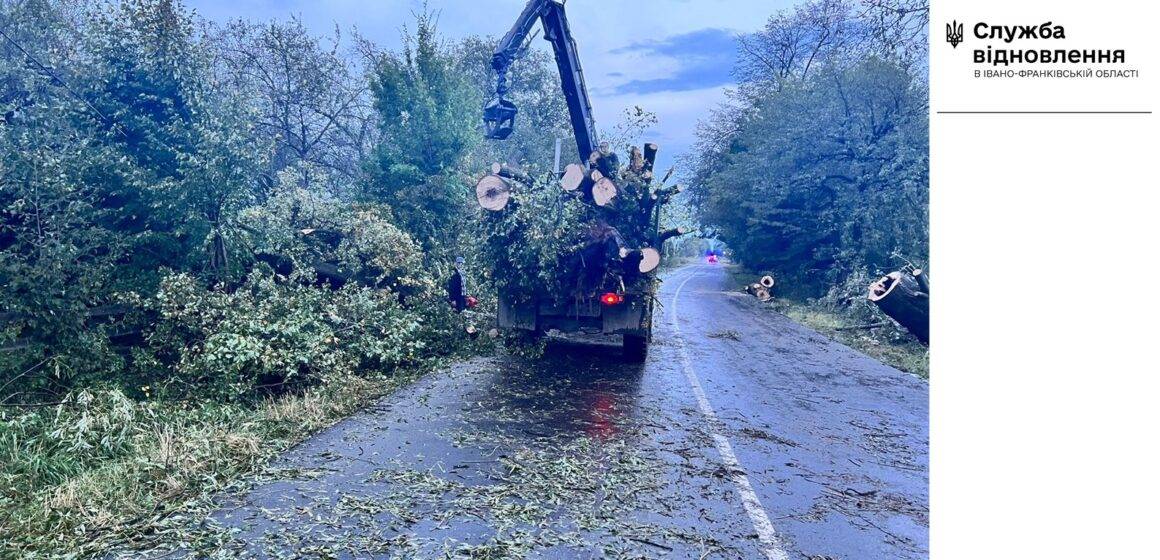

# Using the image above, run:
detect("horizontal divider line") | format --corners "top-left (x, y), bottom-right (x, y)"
top-left (937, 111), bottom-right (1151, 114)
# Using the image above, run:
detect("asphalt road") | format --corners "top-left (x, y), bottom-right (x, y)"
top-left (207, 263), bottom-right (928, 559)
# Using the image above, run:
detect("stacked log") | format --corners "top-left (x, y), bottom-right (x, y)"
top-left (744, 275), bottom-right (775, 302)
top-left (476, 175), bottom-right (513, 211)
top-left (868, 271), bottom-right (929, 344)
top-left (477, 143), bottom-right (689, 300)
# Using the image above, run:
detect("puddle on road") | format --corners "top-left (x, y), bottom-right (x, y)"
top-left (464, 337), bottom-right (648, 442)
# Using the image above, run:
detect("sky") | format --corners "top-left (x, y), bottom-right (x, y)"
top-left (184, 0), bottom-right (795, 173)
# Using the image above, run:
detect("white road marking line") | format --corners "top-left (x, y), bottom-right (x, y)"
top-left (669, 268), bottom-right (790, 560)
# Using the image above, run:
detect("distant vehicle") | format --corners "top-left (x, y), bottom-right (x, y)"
top-left (707, 254), bottom-right (718, 264)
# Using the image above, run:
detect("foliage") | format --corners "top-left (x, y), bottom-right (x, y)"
top-left (0, 375), bottom-right (407, 557)
top-left (477, 156), bottom-right (673, 307)
top-left (1, 1), bottom-right (473, 398)
top-left (211, 16), bottom-right (378, 195)
top-left (144, 272), bottom-right (418, 400)
top-left (477, 175), bottom-right (590, 302)
top-left (0, 2), bottom-right (498, 555)
top-left (240, 165), bottom-right (432, 293)
top-left (365, 12), bottom-right (481, 251)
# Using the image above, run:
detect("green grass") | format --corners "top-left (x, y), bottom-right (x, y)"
top-left (0, 368), bottom-right (433, 558)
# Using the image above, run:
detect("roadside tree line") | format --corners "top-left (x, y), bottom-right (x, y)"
top-left (686, 0), bottom-right (929, 300)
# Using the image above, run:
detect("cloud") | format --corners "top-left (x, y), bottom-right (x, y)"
top-left (604, 28), bottom-right (739, 95)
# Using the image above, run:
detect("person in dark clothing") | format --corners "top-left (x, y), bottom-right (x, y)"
top-left (447, 256), bottom-right (467, 312)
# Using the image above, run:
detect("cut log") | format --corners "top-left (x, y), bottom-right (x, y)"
top-left (637, 247), bottom-right (661, 273)
top-left (592, 177), bottom-right (618, 206)
top-left (561, 163), bottom-right (585, 191)
top-left (868, 272), bottom-right (929, 344)
top-left (476, 174), bottom-right (512, 211)
top-left (912, 268), bottom-right (930, 293)
top-left (658, 226), bottom-right (689, 244)
top-left (598, 145), bottom-right (619, 177)
top-left (589, 149), bottom-right (617, 179)
top-left (643, 143), bottom-right (658, 172)
top-left (760, 275), bottom-right (775, 289)
top-left (745, 283), bottom-right (770, 301)
top-left (495, 163), bottom-right (532, 184)
top-left (620, 248), bottom-right (660, 275)
top-left (629, 146), bottom-right (645, 172)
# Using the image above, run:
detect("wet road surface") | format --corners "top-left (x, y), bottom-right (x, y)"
top-left (207, 263), bottom-right (928, 558)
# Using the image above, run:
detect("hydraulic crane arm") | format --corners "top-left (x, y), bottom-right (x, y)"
top-left (483, 0), bottom-right (600, 163)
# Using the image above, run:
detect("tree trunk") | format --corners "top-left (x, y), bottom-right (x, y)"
top-left (629, 146), bottom-right (645, 172)
top-left (745, 283), bottom-right (771, 301)
top-left (643, 143), bottom-right (658, 172)
top-left (912, 268), bottom-right (930, 293)
top-left (657, 226), bottom-right (688, 244)
top-left (868, 272), bottom-right (929, 344)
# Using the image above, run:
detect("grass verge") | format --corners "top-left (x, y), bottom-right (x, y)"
top-left (0, 365), bottom-right (439, 558)
top-left (777, 304), bottom-right (929, 378)
top-left (726, 265), bottom-right (928, 378)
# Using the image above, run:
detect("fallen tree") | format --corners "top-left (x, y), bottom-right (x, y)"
top-left (868, 271), bottom-right (929, 344)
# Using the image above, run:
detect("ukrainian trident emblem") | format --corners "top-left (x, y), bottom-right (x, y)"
top-left (946, 20), bottom-right (964, 48)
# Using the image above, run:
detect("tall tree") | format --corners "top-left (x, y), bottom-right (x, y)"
top-left (365, 12), bottom-right (481, 252)
top-left (210, 18), bottom-right (377, 194)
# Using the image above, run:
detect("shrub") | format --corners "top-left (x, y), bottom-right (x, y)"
top-left (143, 269), bottom-right (446, 400)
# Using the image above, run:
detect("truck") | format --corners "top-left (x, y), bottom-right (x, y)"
top-left (477, 0), bottom-right (687, 361)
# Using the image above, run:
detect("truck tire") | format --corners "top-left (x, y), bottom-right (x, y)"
top-left (623, 333), bottom-right (648, 362)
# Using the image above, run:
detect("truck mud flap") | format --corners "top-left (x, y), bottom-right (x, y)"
top-left (602, 301), bottom-right (646, 334)
top-left (498, 296), bottom-right (537, 331)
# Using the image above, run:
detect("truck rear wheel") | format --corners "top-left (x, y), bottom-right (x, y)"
top-left (623, 333), bottom-right (648, 362)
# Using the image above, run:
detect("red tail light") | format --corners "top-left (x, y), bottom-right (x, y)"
top-left (600, 292), bottom-right (624, 306)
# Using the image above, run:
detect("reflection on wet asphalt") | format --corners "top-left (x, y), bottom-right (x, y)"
top-left (207, 264), bottom-right (928, 559)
